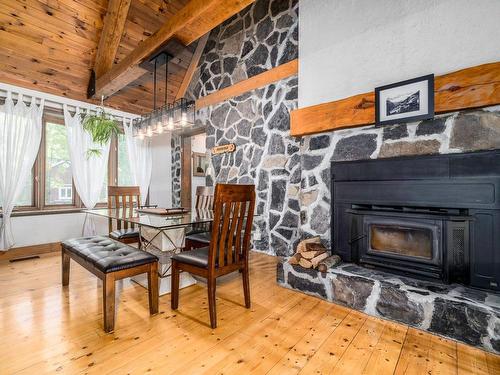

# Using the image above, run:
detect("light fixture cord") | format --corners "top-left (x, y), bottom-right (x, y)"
top-left (165, 54), bottom-right (169, 106)
top-left (153, 58), bottom-right (157, 110)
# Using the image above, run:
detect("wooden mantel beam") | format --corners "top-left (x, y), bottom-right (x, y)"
top-left (94, 0), bottom-right (131, 78)
top-left (94, 0), bottom-right (255, 98)
top-left (290, 61), bottom-right (500, 137)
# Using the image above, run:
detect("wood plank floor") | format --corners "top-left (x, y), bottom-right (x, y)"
top-left (0, 251), bottom-right (498, 374)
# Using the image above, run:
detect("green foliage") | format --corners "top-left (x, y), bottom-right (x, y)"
top-left (80, 109), bottom-right (120, 158)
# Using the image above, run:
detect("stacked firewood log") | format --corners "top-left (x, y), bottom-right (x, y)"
top-left (288, 237), bottom-right (341, 272)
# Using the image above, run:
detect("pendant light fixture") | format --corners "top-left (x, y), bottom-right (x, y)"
top-left (133, 51), bottom-right (195, 138)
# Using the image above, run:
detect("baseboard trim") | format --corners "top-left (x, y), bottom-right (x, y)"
top-left (0, 242), bottom-right (60, 262)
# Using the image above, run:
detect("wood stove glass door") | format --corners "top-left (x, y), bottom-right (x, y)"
top-left (363, 217), bottom-right (442, 266)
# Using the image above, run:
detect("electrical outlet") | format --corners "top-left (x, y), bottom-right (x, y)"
top-left (253, 230), bottom-right (261, 241)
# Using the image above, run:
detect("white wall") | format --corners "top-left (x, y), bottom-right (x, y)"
top-left (10, 213), bottom-right (109, 248)
top-left (299, 0), bottom-right (500, 108)
top-left (191, 133), bottom-right (207, 211)
top-left (149, 132), bottom-right (173, 208)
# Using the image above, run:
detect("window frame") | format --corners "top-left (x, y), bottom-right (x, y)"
top-left (6, 109), bottom-right (126, 216)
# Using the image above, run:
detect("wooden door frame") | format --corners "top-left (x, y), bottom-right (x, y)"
top-left (180, 128), bottom-right (206, 209)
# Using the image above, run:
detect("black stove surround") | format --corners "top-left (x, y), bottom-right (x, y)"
top-left (331, 150), bottom-right (500, 292)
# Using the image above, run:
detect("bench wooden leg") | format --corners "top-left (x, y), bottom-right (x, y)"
top-left (103, 273), bottom-right (115, 333)
top-left (148, 262), bottom-right (159, 315)
top-left (171, 260), bottom-right (180, 310)
top-left (61, 248), bottom-right (70, 286)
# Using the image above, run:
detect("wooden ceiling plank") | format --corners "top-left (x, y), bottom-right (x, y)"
top-left (19, 0), bottom-right (103, 30)
top-left (0, 32), bottom-right (90, 70)
top-left (94, 0), bottom-right (131, 78)
top-left (95, 0), bottom-right (254, 98)
top-left (0, 53), bottom-right (92, 80)
top-left (0, 32), bottom-right (93, 70)
top-left (175, 33), bottom-right (208, 100)
top-left (0, 13), bottom-right (97, 53)
top-left (0, 2), bottom-right (100, 44)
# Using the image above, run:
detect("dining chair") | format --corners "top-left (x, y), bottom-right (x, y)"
top-left (185, 186), bottom-right (214, 250)
top-left (107, 186), bottom-right (141, 244)
top-left (171, 183), bottom-right (256, 328)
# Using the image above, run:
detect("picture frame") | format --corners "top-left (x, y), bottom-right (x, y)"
top-left (192, 152), bottom-right (208, 177)
top-left (375, 74), bottom-right (434, 126)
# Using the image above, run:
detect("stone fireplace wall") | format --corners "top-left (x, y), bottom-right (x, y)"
top-left (171, 135), bottom-right (182, 207)
top-left (299, 107), bottom-right (500, 247)
top-left (182, 0), bottom-right (500, 258)
top-left (186, 0), bottom-right (300, 256)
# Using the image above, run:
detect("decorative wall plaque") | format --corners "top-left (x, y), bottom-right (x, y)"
top-left (211, 143), bottom-right (236, 155)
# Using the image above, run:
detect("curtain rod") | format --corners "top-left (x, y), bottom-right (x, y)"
top-left (0, 82), bottom-right (140, 122)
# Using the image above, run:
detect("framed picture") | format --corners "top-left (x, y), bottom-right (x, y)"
top-left (192, 152), bottom-right (208, 177)
top-left (375, 74), bottom-right (434, 126)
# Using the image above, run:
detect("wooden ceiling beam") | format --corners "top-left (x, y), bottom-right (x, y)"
top-left (175, 33), bottom-right (208, 100)
top-left (93, 0), bottom-right (132, 78)
top-left (94, 0), bottom-right (254, 99)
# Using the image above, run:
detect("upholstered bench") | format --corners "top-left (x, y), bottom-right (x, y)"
top-left (61, 236), bottom-right (159, 333)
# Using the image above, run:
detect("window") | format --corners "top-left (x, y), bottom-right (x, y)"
top-left (14, 170), bottom-right (34, 207)
top-left (45, 121), bottom-right (73, 205)
top-left (8, 111), bottom-right (133, 213)
top-left (118, 134), bottom-right (133, 186)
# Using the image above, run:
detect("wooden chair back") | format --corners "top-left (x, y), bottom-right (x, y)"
top-left (107, 186), bottom-right (141, 232)
top-left (194, 186), bottom-right (214, 209)
top-left (208, 184), bottom-right (255, 272)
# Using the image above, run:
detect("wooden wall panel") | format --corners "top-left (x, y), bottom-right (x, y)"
top-left (290, 61), bottom-right (500, 137)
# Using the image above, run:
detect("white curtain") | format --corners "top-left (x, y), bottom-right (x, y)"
top-left (0, 93), bottom-right (44, 250)
top-left (64, 105), bottom-right (110, 236)
top-left (123, 119), bottom-right (152, 205)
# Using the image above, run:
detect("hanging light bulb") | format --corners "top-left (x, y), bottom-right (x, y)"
top-left (167, 107), bottom-right (174, 130)
top-left (181, 110), bottom-right (187, 127)
top-left (156, 109), bottom-right (163, 134)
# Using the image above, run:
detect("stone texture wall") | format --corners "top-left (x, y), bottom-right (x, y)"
top-left (171, 135), bottom-right (181, 207)
top-left (299, 107), bottom-right (500, 246)
top-left (186, 0), bottom-right (300, 256)
top-left (187, 0), bottom-right (298, 100)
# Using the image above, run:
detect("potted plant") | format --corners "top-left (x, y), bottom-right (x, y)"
top-left (80, 101), bottom-right (120, 158)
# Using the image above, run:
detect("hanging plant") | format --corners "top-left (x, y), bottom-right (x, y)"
top-left (80, 98), bottom-right (120, 158)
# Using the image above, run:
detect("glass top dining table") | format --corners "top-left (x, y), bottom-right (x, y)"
top-left (84, 208), bottom-right (215, 230)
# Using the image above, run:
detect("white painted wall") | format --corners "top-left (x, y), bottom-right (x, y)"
top-left (299, 0), bottom-right (500, 108)
top-left (191, 133), bottom-right (207, 212)
top-left (10, 213), bottom-right (109, 248)
top-left (149, 132), bottom-right (173, 208)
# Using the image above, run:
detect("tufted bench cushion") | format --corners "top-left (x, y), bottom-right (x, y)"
top-left (61, 236), bottom-right (157, 273)
top-left (109, 228), bottom-right (140, 241)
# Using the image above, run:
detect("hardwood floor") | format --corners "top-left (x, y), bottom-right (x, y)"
top-left (0, 251), bottom-right (498, 374)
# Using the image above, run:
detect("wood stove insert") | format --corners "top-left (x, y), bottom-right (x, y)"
top-left (331, 150), bottom-right (500, 291)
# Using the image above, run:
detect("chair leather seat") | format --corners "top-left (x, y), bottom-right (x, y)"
top-left (172, 247), bottom-right (209, 268)
top-left (61, 236), bottom-right (157, 273)
top-left (109, 228), bottom-right (140, 240)
top-left (185, 231), bottom-right (211, 244)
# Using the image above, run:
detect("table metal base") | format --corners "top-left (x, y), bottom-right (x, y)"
top-left (131, 271), bottom-right (196, 296)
